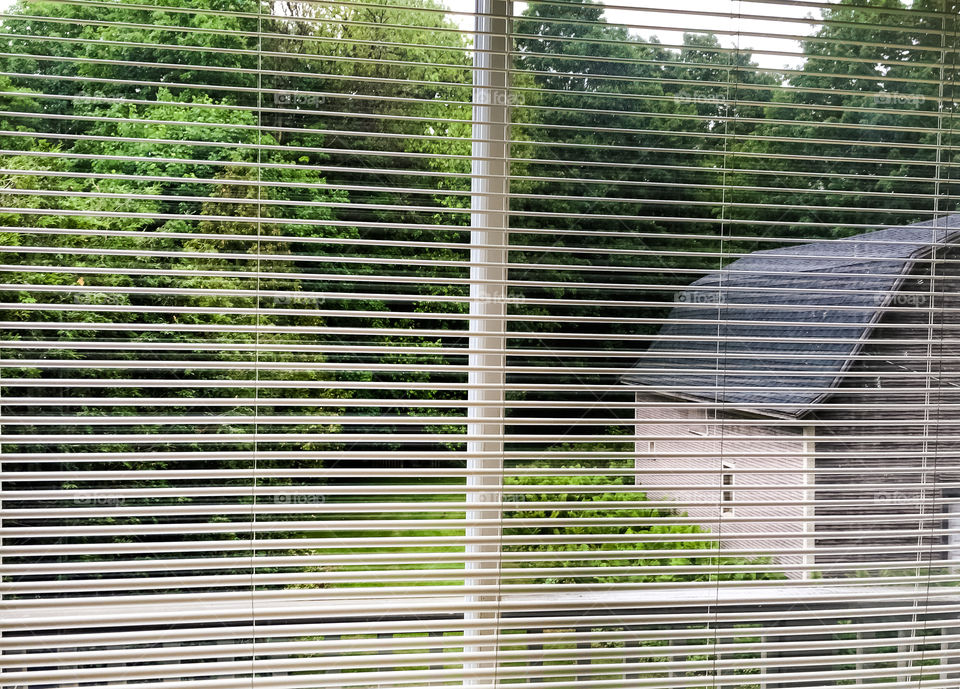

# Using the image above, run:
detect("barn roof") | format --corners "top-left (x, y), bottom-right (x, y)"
top-left (620, 215), bottom-right (960, 418)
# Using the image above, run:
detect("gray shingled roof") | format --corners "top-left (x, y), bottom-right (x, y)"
top-left (620, 215), bottom-right (960, 418)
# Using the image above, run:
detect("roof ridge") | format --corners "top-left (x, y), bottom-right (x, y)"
top-left (745, 214), bottom-right (960, 259)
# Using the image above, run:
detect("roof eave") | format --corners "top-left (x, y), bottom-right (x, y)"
top-left (621, 383), bottom-right (805, 420)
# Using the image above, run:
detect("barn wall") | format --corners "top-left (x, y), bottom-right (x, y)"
top-left (634, 391), bottom-right (808, 578)
top-left (812, 245), bottom-right (960, 574)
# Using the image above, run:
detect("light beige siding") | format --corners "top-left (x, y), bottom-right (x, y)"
top-left (635, 391), bottom-right (808, 577)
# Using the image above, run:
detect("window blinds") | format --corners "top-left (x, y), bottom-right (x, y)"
top-left (3, 0), bottom-right (960, 687)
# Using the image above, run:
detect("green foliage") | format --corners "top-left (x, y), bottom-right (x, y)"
top-left (3, 0), bottom-right (954, 583)
top-left (503, 453), bottom-right (783, 584)
top-left (729, 0), bottom-right (960, 253)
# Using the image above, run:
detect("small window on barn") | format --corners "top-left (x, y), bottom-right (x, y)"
top-left (722, 463), bottom-right (735, 515)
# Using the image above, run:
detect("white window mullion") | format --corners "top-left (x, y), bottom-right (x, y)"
top-left (465, 0), bottom-right (511, 684)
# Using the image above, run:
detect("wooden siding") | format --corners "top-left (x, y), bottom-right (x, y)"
top-left (811, 244), bottom-right (960, 573)
top-left (634, 392), bottom-right (808, 577)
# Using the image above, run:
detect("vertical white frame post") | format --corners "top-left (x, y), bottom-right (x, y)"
top-left (802, 426), bottom-right (816, 580)
top-left (465, 0), bottom-right (510, 685)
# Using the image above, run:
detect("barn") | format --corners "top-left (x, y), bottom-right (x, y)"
top-left (622, 215), bottom-right (960, 578)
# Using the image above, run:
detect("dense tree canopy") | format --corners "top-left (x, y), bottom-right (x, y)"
top-left (3, 0), bottom-right (959, 584)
